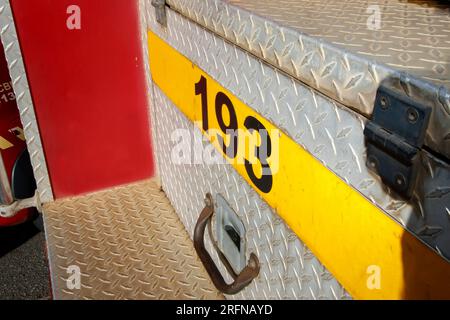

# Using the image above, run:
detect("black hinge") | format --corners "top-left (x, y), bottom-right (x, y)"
top-left (364, 85), bottom-right (431, 199)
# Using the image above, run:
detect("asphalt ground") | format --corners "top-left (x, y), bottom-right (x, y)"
top-left (0, 214), bottom-right (51, 300)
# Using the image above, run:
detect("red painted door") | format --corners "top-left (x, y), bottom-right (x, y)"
top-left (10, 0), bottom-right (155, 198)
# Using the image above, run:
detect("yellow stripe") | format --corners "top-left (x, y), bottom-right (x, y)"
top-left (148, 31), bottom-right (450, 299)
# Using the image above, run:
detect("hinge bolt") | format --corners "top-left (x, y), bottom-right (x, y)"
top-left (394, 173), bottom-right (406, 189)
top-left (407, 108), bottom-right (419, 124)
top-left (367, 155), bottom-right (378, 170)
top-left (380, 96), bottom-right (389, 109)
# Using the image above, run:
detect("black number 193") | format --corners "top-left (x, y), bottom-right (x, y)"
top-left (195, 76), bottom-right (273, 193)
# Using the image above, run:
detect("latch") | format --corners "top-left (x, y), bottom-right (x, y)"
top-left (364, 84), bottom-right (431, 199)
top-left (215, 194), bottom-right (247, 274)
top-left (151, 0), bottom-right (167, 26)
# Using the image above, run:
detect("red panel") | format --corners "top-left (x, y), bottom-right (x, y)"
top-left (10, 0), bottom-right (155, 198)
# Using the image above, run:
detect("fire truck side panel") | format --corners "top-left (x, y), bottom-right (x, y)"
top-left (8, 0), bottom-right (155, 198)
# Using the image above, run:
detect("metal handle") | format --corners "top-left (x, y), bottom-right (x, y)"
top-left (193, 194), bottom-right (260, 295)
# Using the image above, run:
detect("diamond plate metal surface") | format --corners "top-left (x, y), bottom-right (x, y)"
top-left (139, 0), bottom-right (161, 181)
top-left (166, 0), bottom-right (450, 160)
top-left (43, 180), bottom-right (223, 300)
top-left (144, 6), bottom-right (450, 261)
top-left (0, 0), bottom-right (53, 203)
top-left (152, 85), bottom-right (350, 300)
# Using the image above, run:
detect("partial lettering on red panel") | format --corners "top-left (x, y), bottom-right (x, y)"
top-left (10, 0), bottom-right (155, 198)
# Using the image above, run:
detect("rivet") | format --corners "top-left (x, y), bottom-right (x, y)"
top-left (380, 96), bottom-right (389, 109)
top-left (367, 155), bottom-right (378, 170)
top-left (407, 107), bottom-right (419, 124)
top-left (395, 173), bottom-right (406, 189)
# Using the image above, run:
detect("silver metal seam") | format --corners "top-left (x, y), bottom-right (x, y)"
top-left (139, 0), bottom-right (162, 185)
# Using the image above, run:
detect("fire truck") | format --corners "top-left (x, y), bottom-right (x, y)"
top-left (0, 40), bottom-right (36, 227)
top-left (0, 0), bottom-right (449, 300)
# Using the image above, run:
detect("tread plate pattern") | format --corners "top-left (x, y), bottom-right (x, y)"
top-left (152, 85), bottom-right (350, 300)
top-left (166, 0), bottom-right (450, 160)
top-left (43, 180), bottom-right (223, 300)
top-left (228, 0), bottom-right (450, 86)
top-left (145, 6), bottom-right (450, 264)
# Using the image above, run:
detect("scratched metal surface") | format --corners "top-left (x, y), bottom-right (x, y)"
top-left (0, 0), bottom-right (53, 202)
top-left (144, 5), bottom-right (450, 262)
top-left (166, 0), bottom-right (450, 161)
top-left (43, 180), bottom-right (223, 300)
top-left (152, 85), bottom-right (350, 299)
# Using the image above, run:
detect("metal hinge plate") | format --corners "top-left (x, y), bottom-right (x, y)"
top-left (364, 85), bottom-right (431, 198)
top-left (151, 0), bottom-right (167, 26)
